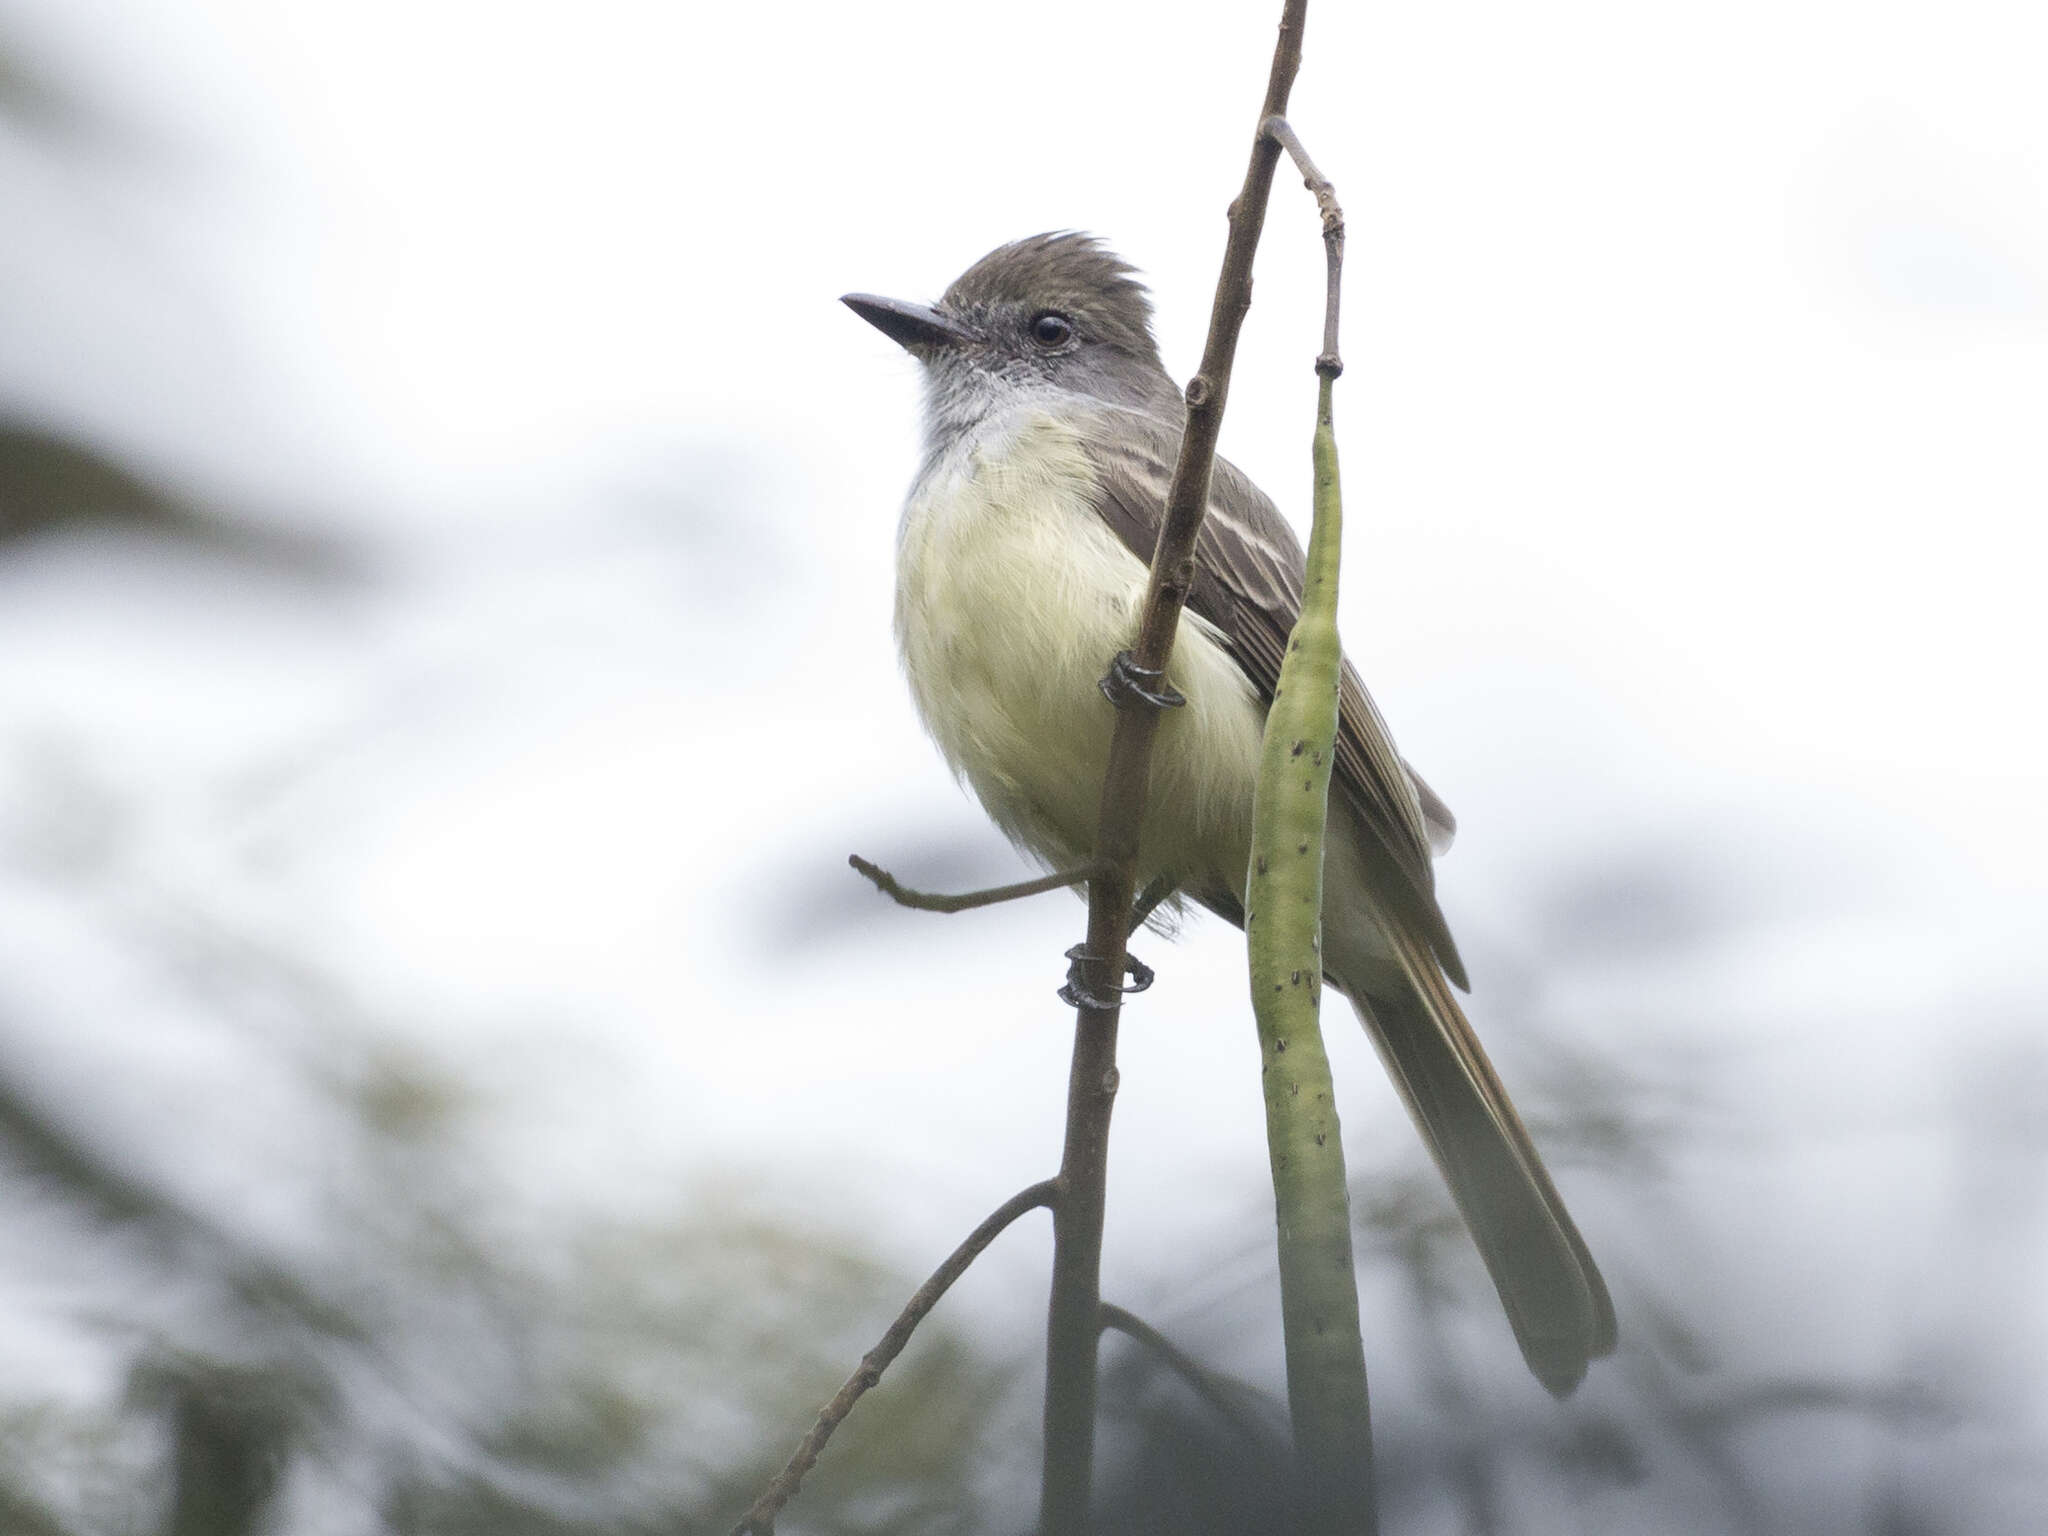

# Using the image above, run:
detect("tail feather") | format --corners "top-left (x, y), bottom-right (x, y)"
top-left (1342, 925), bottom-right (1615, 1396)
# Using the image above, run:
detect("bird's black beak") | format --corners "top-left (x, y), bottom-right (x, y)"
top-left (841, 293), bottom-right (974, 353)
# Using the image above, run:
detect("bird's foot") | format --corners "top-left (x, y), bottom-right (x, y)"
top-left (1098, 651), bottom-right (1185, 712)
top-left (1058, 944), bottom-right (1156, 1011)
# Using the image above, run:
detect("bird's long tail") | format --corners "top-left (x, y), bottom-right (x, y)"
top-left (1332, 923), bottom-right (1616, 1396)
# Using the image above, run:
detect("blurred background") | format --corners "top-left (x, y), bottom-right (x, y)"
top-left (1, 1), bottom-right (2043, 1531)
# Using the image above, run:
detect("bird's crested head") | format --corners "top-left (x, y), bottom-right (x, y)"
top-left (843, 233), bottom-right (1172, 423)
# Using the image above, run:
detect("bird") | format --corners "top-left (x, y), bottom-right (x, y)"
top-left (843, 232), bottom-right (1614, 1395)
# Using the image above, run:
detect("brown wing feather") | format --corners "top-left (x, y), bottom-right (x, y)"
top-left (1361, 922), bottom-right (1617, 1391)
top-left (1086, 406), bottom-right (1469, 988)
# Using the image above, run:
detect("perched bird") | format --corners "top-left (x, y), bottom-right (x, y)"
top-left (845, 233), bottom-right (1614, 1395)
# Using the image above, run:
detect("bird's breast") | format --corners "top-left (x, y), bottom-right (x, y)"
top-left (894, 409), bottom-right (1264, 886)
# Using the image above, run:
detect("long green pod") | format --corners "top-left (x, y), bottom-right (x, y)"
top-left (1245, 374), bottom-right (1374, 1534)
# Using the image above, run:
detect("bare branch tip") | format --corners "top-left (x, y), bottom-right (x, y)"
top-left (848, 857), bottom-right (1106, 914)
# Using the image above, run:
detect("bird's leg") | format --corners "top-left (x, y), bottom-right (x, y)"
top-left (1055, 875), bottom-right (1175, 1009)
top-left (1063, 653), bottom-right (1182, 1005)
top-left (1058, 945), bottom-right (1155, 1011)
top-left (1099, 650), bottom-right (1186, 712)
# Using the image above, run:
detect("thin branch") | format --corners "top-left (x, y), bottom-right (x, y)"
top-left (1245, 110), bottom-right (1371, 1534)
top-left (730, 1180), bottom-right (1060, 1536)
top-left (1261, 116), bottom-right (1345, 377)
top-left (847, 854), bottom-right (1107, 914)
top-left (1039, 3), bottom-right (1313, 1531)
top-left (1099, 1302), bottom-right (1281, 1447)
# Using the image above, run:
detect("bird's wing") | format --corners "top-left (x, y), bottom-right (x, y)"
top-left (1086, 405), bottom-right (1469, 989)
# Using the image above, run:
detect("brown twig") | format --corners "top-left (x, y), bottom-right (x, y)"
top-left (847, 854), bottom-right (1108, 914)
top-left (1260, 116), bottom-right (1345, 378)
top-left (1099, 1302), bottom-right (1282, 1448)
top-left (1038, 3), bottom-right (1313, 1531)
top-left (730, 1180), bottom-right (1059, 1536)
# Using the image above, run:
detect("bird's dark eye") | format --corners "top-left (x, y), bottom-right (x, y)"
top-left (1030, 312), bottom-right (1074, 348)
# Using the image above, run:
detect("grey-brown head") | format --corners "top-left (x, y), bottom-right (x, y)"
top-left (843, 233), bottom-right (1176, 426)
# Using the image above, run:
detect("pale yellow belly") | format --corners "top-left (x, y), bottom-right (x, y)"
top-left (894, 410), bottom-right (1267, 898)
